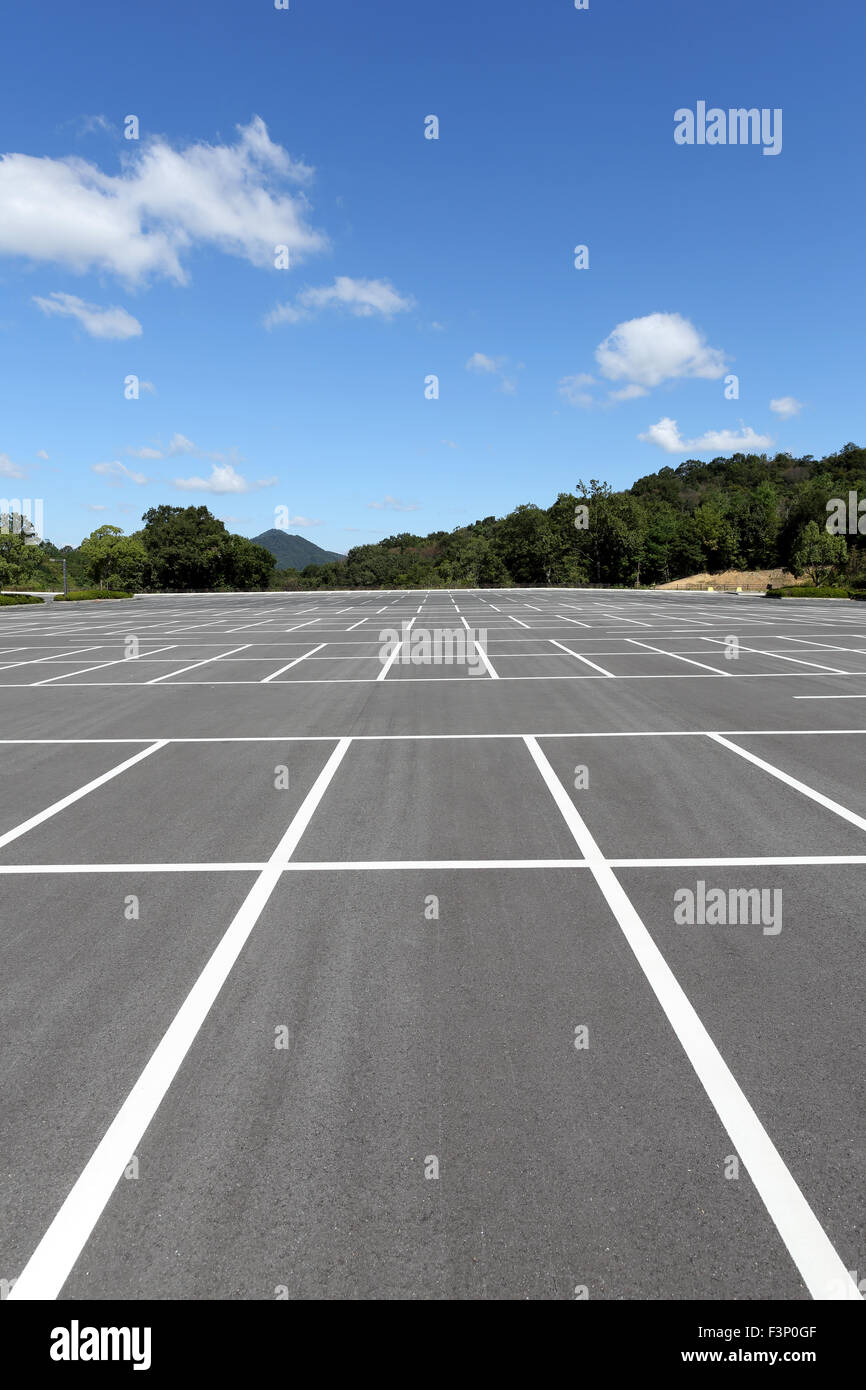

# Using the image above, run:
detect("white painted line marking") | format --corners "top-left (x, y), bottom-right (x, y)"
top-left (0, 645), bottom-right (103, 672)
top-left (261, 644), bottom-right (326, 682)
top-left (549, 640), bottom-right (615, 676)
top-left (8, 737), bottom-right (351, 1302)
top-left (0, 741), bottom-right (168, 852)
top-left (146, 644), bottom-right (251, 684)
top-left (700, 638), bottom-right (848, 675)
top-left (284, 620), bottom-right (319, 633)
top-left (33, 645), bottom-right (178, 685)
top-left (626, 638), bottom-right (731, 675)
top-left (508, 614), bottom-right (530, 628)
top-left (709, 734), bottom-right (866, 834)
top-left (0, 863), bottom-right (267, 873)
top-left (522, 735), bottom-right (859, 1301)
top-left (346, 618), bottom-right (367, 631)
top-left (556, 614), bottom-right (591, 627)
top-left (474, 641), bottom-right (499, 679)
top-left (378, 618), bottom-right (414, 680)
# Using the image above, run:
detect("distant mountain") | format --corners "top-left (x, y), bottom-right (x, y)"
top-left (250, 529), bottom-right (346, 571)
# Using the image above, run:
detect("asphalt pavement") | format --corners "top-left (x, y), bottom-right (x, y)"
top-left (1, 587), bottom-right (864, 1300)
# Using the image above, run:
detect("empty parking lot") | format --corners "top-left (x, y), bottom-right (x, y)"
top-left (2, 587), bottom-right (865, 1300)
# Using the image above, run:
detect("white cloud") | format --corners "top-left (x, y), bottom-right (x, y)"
top-left (367, 494), bottom-right (420, 512)
top-left (76, 115), bottom-right (113, 137)
top-left (558, 373), bottom-right (596, 408)
top-left (466, 352), bottom-right (502, 374)
top-left (467, 351), bottom-right (519, 394)
top-left (126, 445), bottom-right (162, 459)
top-left (166, 433), bottom-right (197, 455)
top-left (0, 117), bottom-right (325, 285)
top-left (596, 313), bottom-right (728, 388)
top-left (173, 463), bottom-right (275, 494)
top-left (0, 452), bottom-right (25, 478)
top-left (285, 514), bottom-right (323, 527)
top-left (85, 503), bottom-right (110, 511)
top-left (36, 449), bottom-right (49, 460)
top-left (33, 291), bottom-right (142, 340)
top-left (91, 460), bottom-right (149, 484)
top-left (607, 383), bottom-right (649, 402)
top-left (441, 439), bottom-right (457, 449)
top-left (638, 417), bottom-right (773, 455)
top-left (265, 275), bottom-right (413, 327)
top-left (769, 396), bottom-right (803, 419)
top-left (140, 380), bottom-right (156, 394)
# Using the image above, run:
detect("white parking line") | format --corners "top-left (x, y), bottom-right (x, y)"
top-left (0, 645), bottom-right (103, 672)
top-left (378, 618), bottom-right (414, 679)
top-left (523, 735), bottom-right (859, 1301)
top-left (146, 644), bottom-right (251, 684)
top-left (0, 741), bottom-right (168, 851)
top-left (33, 645), bottom-right (178, 686)
top-left (261, 644), bottom-right (326, 682)
top-left (626, 638), bottom-right (732, 675)
top-left (709, 734), bottom-right (866, 834)
top-left (8, 736), bottom-right (352, 1302)
top-left (549, 639), bottom-right (615, 676)
top-left (700, 638), bottom-right (848, 675)
top-left (474, 641), bottom-right (499, 679)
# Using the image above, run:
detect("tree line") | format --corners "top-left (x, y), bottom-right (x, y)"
top-left (280, 442), bottom-right (866, 589)
top-left (3, 443), bottom-right (865, 593)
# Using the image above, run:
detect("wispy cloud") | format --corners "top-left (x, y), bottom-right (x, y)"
top-left (367, 494), bottom-right (420, 512)
top-left (265, 275), bottom-right (414, 327)
top-left (558, 373), bottom-right (596, 408)
top-left (33, 291), bottom-right (142, 340)
top-left (0, 451), bottom-right (25, 479)
top-left (466, 351), bottom-right (519, 394)
top-left (91, 460), bottom-right (149, 484)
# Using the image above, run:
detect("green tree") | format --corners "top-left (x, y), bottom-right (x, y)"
top-left (80, 525), bottom-right (148, 590)
top-left (790, 521), bottom-right (848, 585)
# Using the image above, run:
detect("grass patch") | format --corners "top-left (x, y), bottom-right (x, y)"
top-left (53, 589), bottom-right (133, 602)
top-left (0, 593), bottom-right (45, 605)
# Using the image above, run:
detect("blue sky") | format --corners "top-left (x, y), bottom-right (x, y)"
top-left (0, 0), bottom-right (863, 551)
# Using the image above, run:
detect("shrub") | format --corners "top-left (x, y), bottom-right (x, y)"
top-left (765, 585), bottom-right (850, 599)
top-left (0, 593), bottom-right (45, 605)
top-left (53, 589), bottom-right (133, 602)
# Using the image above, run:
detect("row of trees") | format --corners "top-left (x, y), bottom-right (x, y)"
top-left (4, 444), bottom-right (865, 593)
top-left (278, 443), bottom-right (866, 589)
top-left (1, 506), bottom-right (275, 592)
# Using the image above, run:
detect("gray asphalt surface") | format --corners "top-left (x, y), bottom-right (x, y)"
top-left (1, 587), bottom-right (864, 1301)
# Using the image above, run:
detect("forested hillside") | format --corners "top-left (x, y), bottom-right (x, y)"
top-left (277, 443), bottom-right (866, 590)
top-left (250, 529), bottom-right (345, 569)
